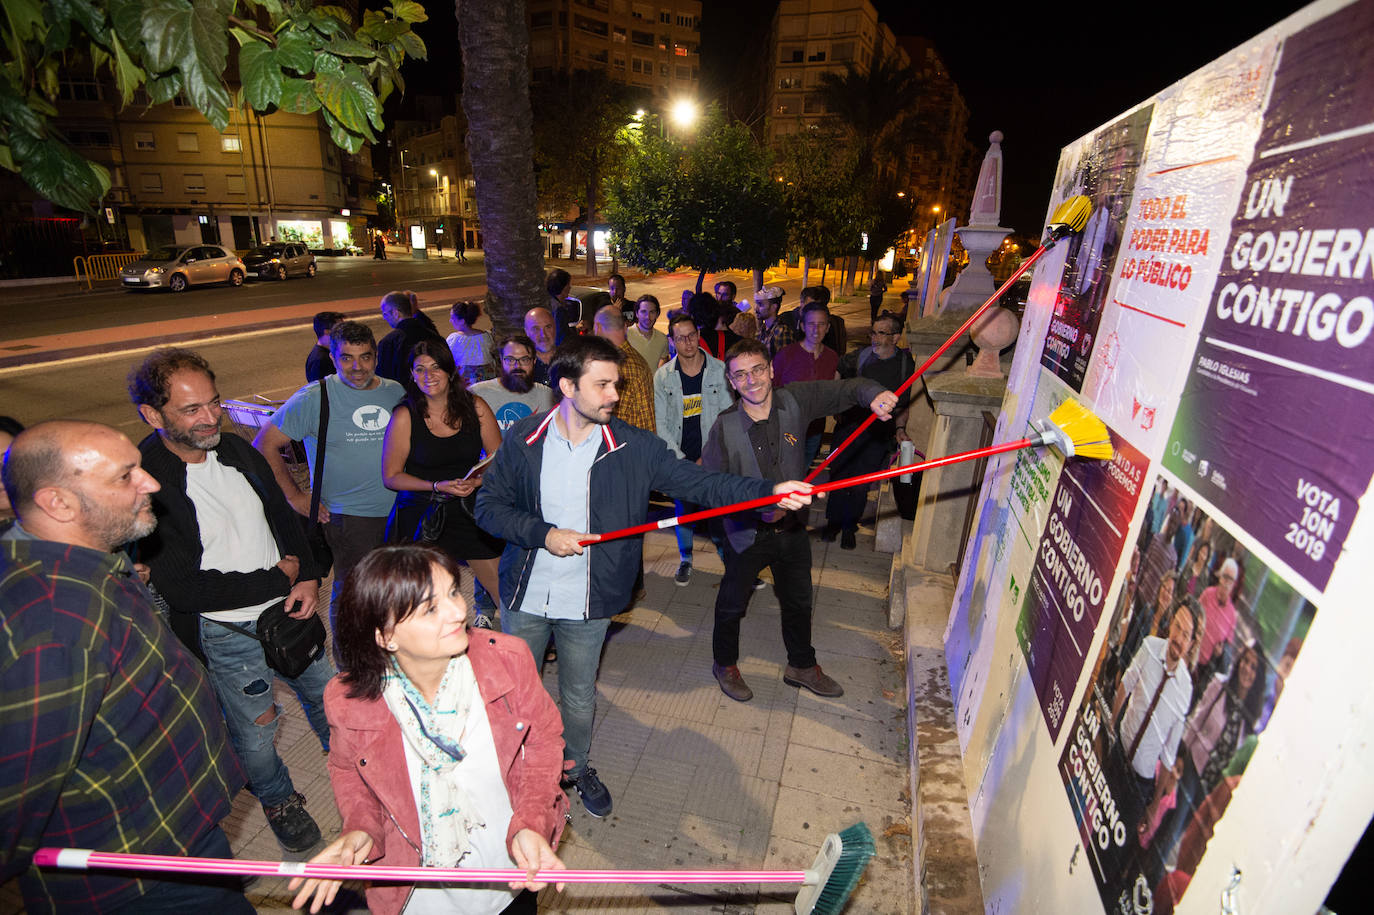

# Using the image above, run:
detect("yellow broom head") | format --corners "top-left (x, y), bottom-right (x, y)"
top-left (1046, 398), bottom-right (1113, 460)
top-left (1047, 195), bottom-right (1093, 240)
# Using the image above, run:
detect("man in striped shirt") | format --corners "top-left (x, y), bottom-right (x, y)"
top-left (1, 421), bottom-right (249, 914)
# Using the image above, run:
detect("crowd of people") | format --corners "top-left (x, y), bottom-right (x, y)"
top-left (0, 274), bottom-right (915, 914)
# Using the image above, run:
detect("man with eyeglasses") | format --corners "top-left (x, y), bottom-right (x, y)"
top-left (702, 339), bottom-right (899, 702)
top-left (654, 313), bottom-right (735, 585)
top-left (470, 335), bottom-right (555, 435)
top-left (821, 311), bottom-right (914, 549)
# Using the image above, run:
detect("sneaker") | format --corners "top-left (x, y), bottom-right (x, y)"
top-left (567, 767), bottom-right (613, 818)
top-left (264, 791), bottom-right (321, 852)
top-left (674, 561), bottom-right (692, 586)
top-left (840, 529), bottom-right (858, 550)
top-left (472, 613), bottom-right (494, 630)
top-left (544, 643), bottom-right (558, 664)
top-left (712, 663), bottom-right (754, 702)
top-left (752, 577), bottom-right (768, 592)
top-left (783, 664), bottom-right (844, 698)
top-left (819, 523), bottom-right (840, 543)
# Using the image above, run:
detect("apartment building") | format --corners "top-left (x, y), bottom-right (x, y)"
top-left (0, 72), bottom-right (375, 273)
top-left (390, 113), bottom-right (481, 251)
top-left (526, 0), bottom-right (703, 102)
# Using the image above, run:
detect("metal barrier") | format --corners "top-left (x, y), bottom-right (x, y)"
top-left (73, 252), bottom-right (145, 290)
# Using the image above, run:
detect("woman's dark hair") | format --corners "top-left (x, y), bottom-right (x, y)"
top-left (546, 268), bottom-right (571, 298)
top-left (403, 340), bottom-right (478, 431)
top-left (336, 544), bottom-right (465, 700)
top-left (1230, 642), bottom-right (1267, 724)
top-left (549, 334), bottom-right (623, 399)
top-left (450, 300), bottom-right (481, 327)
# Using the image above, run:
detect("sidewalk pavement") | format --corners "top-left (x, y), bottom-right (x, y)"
top-left (232, 502), bottom-right (914, 914)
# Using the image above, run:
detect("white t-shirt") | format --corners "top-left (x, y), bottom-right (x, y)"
top-left (400, 678), bottom-right (518, 915)
top-left (185, 451), bottom-right (282, 622)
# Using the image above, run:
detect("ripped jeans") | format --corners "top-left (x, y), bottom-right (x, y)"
top-left (199, 614), bottom-right (334, 807)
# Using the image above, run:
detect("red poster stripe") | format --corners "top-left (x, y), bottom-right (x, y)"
top-left (1114, 299), bottom-right (1187, 327)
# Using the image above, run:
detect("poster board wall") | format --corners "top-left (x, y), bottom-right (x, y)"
top-left (943, 1), bottom-right (1374, 911)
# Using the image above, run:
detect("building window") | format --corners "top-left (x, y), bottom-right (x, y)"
top-left (68, 129), bottom-right (114, 147)
top-left (832, 41), bottom-right (854, 61)
top-left (573, 14), bottom-right (608, 36)
top-left (57, 79), bottom-right (102, 101)
top-left (803, 96), bottom-right (824, 114)
top-left (184, 173), bottom-right (206, 194)
top-left (781, 45), bottom-right (803, 63)
top-left (530, 10), bottom-right (552, 27)
top-left (778, 75), bottom-right (801, 89)
top-left (614, 55), bottom-right (626, 69)
top-left (676, 13), bottom-right (696, 28)
top-left (659, 10), bottom-right (670, 23)
top-left (172, 94), bottom-right (191, 108)
top-left (659, 63), bottom-right (669, 77)
top-left (631, 29), bottom-right (652, 45)
top-left (841, 14), bottom-right (858, 33)
top-left (464, 199), bottom-right (473, 214)
top-left (227, 174), bottom-right (246, 194)
top-left (176, 132), bottom-right (199, 152)
top-left (221, 135), bottom-right (241, 152)
top-left (141, 173), bottom-right (163, 193)
top-left (134, 131), bottom-right (155, 150)
top-left (675, 65), bottom-right (690, 80)
top-left (807, 48), bottom-right (826, 62)
top-left (613, 26), bottom-right (626, 42)
top-left (776, 100), bottom-right (795, 115)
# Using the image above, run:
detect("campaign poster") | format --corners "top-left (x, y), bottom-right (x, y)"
top-left (1059, 475), bottom-right (1317, 914)
top-left (1017, 428), bottom-right (1149, 742)
top-left (1041, 106), bottom-right (1154, 392)
top-left (1082, 42), bottom-right (1279, 455)
top-left (1163, 1), bottom-right (1374, 591)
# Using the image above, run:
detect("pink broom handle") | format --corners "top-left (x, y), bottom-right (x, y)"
top-left (33, 848), bottom-right (809, 885)
top-left (805, 241), bottom-right (1056, 484)
top-left (580, 436), bottom-right (1037, 547)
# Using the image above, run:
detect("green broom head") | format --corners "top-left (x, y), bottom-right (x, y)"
top-left (794, 822), bottom-right (876, 915)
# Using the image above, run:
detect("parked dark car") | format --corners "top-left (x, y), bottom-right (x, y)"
top-left (120, 245), bottom-right (245, 291)
top-left (242, 243), bottom-right (317, 280)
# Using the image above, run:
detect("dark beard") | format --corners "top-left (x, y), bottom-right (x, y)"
top-left (501, 371), bottom-right (533, 393)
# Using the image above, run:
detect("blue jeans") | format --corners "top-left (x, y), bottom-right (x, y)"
top-left (672, 498), bottom-right (725, 563)
top-left (200, 614), bottom-right (334, 807)
top-left (500, 609), bottom-right (611, 777)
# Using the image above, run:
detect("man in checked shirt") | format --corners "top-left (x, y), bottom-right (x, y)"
top-left (1, 421), bottom-right (250, 914)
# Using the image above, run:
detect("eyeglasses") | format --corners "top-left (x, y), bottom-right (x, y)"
top-left (672, 330), bottom-right (699, 344)
top-left (729, 364), bottom-right (770, 383)
top-left (501, 354), bottom-right (535, 366)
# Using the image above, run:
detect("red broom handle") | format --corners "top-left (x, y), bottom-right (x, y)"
top-left (579, 436), bottom-right (1035, 546)
top-left (805, 239), bottom-right (1057, 483)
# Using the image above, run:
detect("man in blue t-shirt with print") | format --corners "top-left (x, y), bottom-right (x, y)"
top-left (255, 321), bottom-right (404, 623)
top-left (469, 334), bottom-right (554, 434)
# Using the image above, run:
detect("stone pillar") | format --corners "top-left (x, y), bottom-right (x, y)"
top-left (905, 372), bottom-right (1007, 576)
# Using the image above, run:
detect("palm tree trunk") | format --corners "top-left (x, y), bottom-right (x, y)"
top-left (458, 0), bottom-right (545, 338)
top-left (696, 267), bottom-right (707, 293)
top-left (752, 267), bottom-right (763, 293)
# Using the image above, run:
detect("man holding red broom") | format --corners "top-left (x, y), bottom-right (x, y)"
top-left (703, 339), bottom-right (900, 702)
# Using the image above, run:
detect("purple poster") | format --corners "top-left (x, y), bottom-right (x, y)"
top-left (1041, 107), bottom-right (1154, 391)
top-left (1017, 429), bottom-right (1149, 742)
top-left (1163, 0), bottom-right (1374, 591)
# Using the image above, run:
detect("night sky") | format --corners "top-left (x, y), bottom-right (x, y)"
top-left (404, 1), bottom-right (1313, 235)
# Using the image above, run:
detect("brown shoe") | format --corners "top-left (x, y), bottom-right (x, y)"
top-left (783, 664), bottom-right (844, 698)
top-left (712, 663), bottom-right (754, 702)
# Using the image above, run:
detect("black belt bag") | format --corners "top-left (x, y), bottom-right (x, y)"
top-left (210, 599), bottom-right (326, 679)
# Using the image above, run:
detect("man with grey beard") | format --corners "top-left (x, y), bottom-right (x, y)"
top-left (129, 348), bottom-right (332, 853)
top-left (1, 420), bottom-right (251, 913)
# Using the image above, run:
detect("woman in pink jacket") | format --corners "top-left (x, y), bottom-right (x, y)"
top-left (291, 544), bottom-right (568, 915)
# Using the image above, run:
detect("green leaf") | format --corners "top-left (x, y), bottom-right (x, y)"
top-left (107, 31), bottom-right (146, 105)
top-left (238, 40), bottom-right (281, 110)
top-left (327, 38), bottom-right (378, 60)
top-left (11, 130), bottom-right (111, 212)
top-left (47, 0), bottom-right (106, 39)
top-left (306, 9), bottom-right (349, 40)
top-left (389, 0), bottom-right (428, 24)
top-left (3, 0), bottom-right (45, 45)
top-left (107, 0), bottom-right (146, 56)
top-left (278, 77), bottom-right (320, 114)
top-left (147, 71), bottom-right (180, 104)
top-left (140, 0), bottom-right (194, 72)
top-left (396, 30), bottom-right (426, 60)
top-left (358, 18), bottom-right (408, 43)
top-left (0, 86), bottom-right (46, 137)
top-left (323, 109), bottom-right (363, 154)
top-left (313, 59), bottom-right (381, 137)
top-left (0, 143), bottom-right (15, 172)
top-left (275, 32), bottom-right (314, 73)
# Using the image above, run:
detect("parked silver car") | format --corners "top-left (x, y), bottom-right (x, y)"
top-left (243, 242), bottom-right (317, 280)
top-left (120, 244), bottom-right (246, 292)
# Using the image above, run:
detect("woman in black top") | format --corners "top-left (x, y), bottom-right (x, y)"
top-left (382, 342), bottom-right (504, 624)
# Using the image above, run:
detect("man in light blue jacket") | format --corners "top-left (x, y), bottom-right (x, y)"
top-left (653, 312), bottom-right (736, 585)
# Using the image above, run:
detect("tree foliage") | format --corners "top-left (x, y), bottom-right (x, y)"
top-left (776, 128), bottom-right (863, 263)
top-left (530, 68), bottom-right (644, 277)
top-left (0, 0), bottom-right (427, 212)
top-left (605, 107), bottom-right (786, 288)
top-left (814, 49), bottom-right (924, 168)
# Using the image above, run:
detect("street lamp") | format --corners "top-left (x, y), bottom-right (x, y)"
top-left (670, 98), bottom-right (698, 130)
